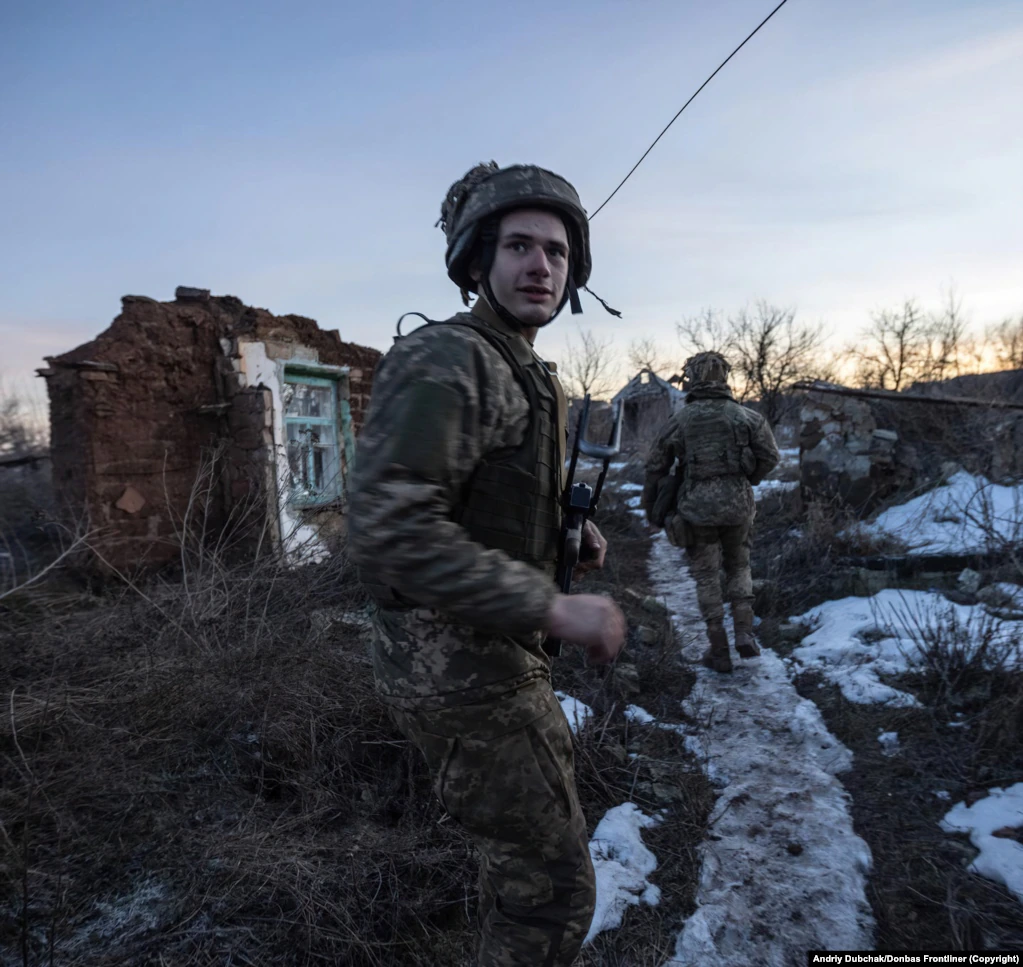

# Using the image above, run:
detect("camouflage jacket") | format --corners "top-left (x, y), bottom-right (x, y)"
top-left (641, 383), bottom-right (780, 528)
top-left (348, 298), bottom-right (568, 710)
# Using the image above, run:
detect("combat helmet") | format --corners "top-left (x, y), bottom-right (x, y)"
top-left (436, 161), bottom-right (592, 323)
top-left (683, 351), bottom-right (732, 386)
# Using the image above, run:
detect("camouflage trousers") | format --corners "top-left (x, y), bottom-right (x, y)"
top-left (686, 522), bottom-right (753, 623)
top-left (389, 682), bottom-right (596, 967)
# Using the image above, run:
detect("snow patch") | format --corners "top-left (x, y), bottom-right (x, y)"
top-left (940, 783), bottom-right (1023, 904)
top-left (625, 704), bottom-right (656, 725)
top-left (865, 471), bottom-right (1023, 554)
top-left (877, 731), bottom-right (900, 757)
top-left (555, 691), bottom-right (593, 734)
top-left (753, 479), bottom-right (799, 501)
top-left (791, 589), bottom-right (1022, 707)
top-left (584, 803), bottom-right (664, 944)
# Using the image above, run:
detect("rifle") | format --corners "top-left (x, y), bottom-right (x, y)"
top-left (545, 394), bottom-right (623, 657)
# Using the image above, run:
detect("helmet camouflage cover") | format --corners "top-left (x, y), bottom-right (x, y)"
top-left (437, 161), bottom-right (591, 295)
top-left (684, 351), bottom-right (731, 385)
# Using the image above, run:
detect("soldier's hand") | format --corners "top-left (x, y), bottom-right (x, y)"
top-left (545, 593), bottom-right (626, 664)
top-left (573, 520), bottom-right (607, 579)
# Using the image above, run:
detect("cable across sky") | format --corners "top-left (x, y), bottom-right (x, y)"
top-left (588, 0), bottom-right (792, 221)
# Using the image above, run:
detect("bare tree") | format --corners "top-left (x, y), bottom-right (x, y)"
top-left (560, 326), bottom-right (618, 400)
top-left (676, 302), bottom-right (829, 426)
top-left (850, 293), bottom-right (985, 390)
top-left (850, 300), bottom-right (931, 391)
top-left (676, 308), bottom-right (728, 357)
top-left (0, 378), bottom-right (46, 458)
top-left (987, 315), bottom-right (1023, 371)
top-left (627, 337), bottom-right (674, 377)
top-left (727, 303), bottom-right (830, 426)
top-left (925, 286), bottom-right (970, 383)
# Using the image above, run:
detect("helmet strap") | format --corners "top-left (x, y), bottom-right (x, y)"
top-left (481, 275), bottom-right (536, 331)
top-left (582, 285), bottom-right (622, 318)
top-left (476, 218), bottom-right (528, 324)
top-left (568, 278), bottom-right (582, 314)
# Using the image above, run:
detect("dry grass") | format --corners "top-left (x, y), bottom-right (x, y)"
top-left (0, 469), bottom-right (59, 601)
top-left (1, 549), bottom-right (482, 966)
top-left (540, 488), bottom-right (716, 961)
top-left (790, 616), bottom-right (1023, 953)
top-left (755, 464), bottom-right (1023, 952)
top-left (0, 489), bottom-right (711, 965)
top-left (751, 488), bottom-right (907, 620)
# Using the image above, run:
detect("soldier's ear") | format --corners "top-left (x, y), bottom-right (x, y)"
top-left (469, 260), bottom-right (482, 284)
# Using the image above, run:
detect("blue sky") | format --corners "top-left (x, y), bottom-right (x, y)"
top-left (2, 0), bottom-right (1021, 399)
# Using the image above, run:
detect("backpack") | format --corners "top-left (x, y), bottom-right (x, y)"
top-left (683, 402), bottom-right (754, 480)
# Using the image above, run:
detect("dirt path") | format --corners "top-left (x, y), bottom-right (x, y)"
top-left (647, 532), bottom-right (876, 965)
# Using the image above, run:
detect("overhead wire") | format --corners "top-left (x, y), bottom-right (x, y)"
top-left (588, 0), bottom-right (792, 221)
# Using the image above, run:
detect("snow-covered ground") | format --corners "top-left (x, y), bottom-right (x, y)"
top-left (556, 691), bottom-right (594, 733)
top-left (863, 470), bottom-right (1023, 554)
top-left (789, 588), bottom-right (1023, 707)
top-left (562, 468), bottom-right (873, 956)
top-left (553, 694), bottom-right (676, 945)
top-left (648, 534), bottom-right (875, 964)
top-left (565, 464), bottom-right (1023, 959)
top-left (562, 507), bottom-right (877, 959)
top-left (785, 586), bottom-right (1023, 908)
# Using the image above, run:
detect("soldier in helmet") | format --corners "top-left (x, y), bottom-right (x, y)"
top-left (641, 351), bottom-right (780, 673)
top-left (348, 162), bottom-right (627, 966)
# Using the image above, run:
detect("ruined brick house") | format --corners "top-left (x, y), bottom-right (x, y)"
top-left (610, 369), bottom-right (686, 450)
top-left (39, 287), bottom-right (381, 571)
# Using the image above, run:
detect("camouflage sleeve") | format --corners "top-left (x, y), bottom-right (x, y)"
top-left (348, 325), bottom-right (556, 635)
top-left (748, 413), bottom-right (781, 485)
top-left (641, 416), bottom-right (680, 513)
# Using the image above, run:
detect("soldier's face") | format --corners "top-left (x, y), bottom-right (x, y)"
top-left (480, 209), bottom-right (570, 326)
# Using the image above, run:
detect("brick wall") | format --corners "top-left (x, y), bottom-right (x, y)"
top-left (42, 290), bottom-right (381, 572)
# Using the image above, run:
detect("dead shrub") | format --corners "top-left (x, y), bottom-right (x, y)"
top-left (0, 516), bottom-right (482, 966)
top-left (751, 491), bottom-right (905, 618)
top-left (886, 596), bottom-right (1021, 708)
top-left (0, 476), bottom-right (708, 965)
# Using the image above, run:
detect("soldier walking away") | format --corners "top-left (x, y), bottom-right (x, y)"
top-left (348, 161), bottom-right (627, 966)
top-left (641, 351), bottom-right (780, 673)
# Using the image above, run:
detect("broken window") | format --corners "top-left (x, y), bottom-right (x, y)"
top-left (284, 373), bottom-right (342, 505)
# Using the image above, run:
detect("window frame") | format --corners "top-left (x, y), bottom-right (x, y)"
top-left (283, 369), bottom-right (344, 508)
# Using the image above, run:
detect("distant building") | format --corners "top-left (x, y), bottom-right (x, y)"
top-left (609, 369), bottom-right (686, 450)
top-left (38, 287), bottom-right (381, 572)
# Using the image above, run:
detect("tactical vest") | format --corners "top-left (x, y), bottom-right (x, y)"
top-left (683, 402), bottom-right (755, 481)
top-left (440, 317), bottom-right (563, 567)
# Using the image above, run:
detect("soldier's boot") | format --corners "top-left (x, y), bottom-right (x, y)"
top-left (732, 601), bottom-right (760, 658)
top-left (701, 619), bottom-right (733, 674)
